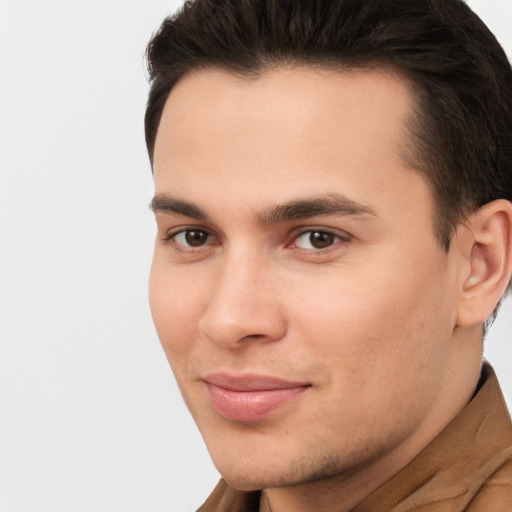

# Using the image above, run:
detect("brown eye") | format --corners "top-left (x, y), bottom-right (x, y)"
top-left (295, 230), bottom-right (340, 250)
top-left (172, 229), bottom-right (212, 248)
top-left (184, 230), bottom-right (209, 247)
top-left (310, 231), bottom-right (336, 248)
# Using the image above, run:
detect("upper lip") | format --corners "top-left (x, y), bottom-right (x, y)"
top-left (202, 372), bottom-right (310, 391)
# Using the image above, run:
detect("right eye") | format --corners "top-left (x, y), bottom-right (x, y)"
top-left (170, 229), bottom-right (215, 248)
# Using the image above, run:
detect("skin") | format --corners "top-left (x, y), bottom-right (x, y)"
top-left (149, 68), bottom-right (488, 511)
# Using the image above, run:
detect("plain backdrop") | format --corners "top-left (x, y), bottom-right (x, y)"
top-left (0, 1), bottom-right (511, 511)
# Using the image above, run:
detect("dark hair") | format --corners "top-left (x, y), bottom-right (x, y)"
top-left (145, 0), bottom-right (512, 251)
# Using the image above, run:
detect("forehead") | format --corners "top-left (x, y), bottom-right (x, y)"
top-left (154, 67), bottom-right (415, 166)
top-left (152, 67), bottom-right (430, 224)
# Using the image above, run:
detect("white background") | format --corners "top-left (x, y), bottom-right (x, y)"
top-left (1, 1), bottom-right (511, 511)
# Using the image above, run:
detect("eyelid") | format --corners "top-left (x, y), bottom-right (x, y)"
top-left (162, 226), bottom-right (219, 249)
top-left (288, 227), bottom-right (352, 250)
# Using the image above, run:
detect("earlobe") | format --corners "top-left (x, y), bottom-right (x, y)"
top-left (456, 199), bottom-right (512, 327)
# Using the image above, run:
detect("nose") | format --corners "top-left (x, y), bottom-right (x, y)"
top-left (198, 254), bottom-right (287, 349)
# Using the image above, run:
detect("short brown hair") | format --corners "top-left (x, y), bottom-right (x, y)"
top-left (145, 0), bottom-right (512, 251)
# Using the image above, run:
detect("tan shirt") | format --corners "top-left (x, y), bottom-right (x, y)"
top-left (197, 364), bottom-right (512, 512)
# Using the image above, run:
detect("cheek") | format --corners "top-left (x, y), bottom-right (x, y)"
top-left (283, 261), bottom-right (454, 442)
top-left (148, 257), bottom-right (207, 365)
top-left (288, 253), bottom-right (453, 381)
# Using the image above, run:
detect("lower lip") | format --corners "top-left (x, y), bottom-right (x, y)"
top-left (205, 383), bottom-right (308, 422)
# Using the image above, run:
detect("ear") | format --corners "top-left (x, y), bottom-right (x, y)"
top-left (456, 199), bottom-right (512, 327)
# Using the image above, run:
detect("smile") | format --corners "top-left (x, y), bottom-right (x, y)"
top-left (203, 373), bottom-right (311, 422)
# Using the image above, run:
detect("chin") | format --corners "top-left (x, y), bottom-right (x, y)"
top-left (210, 445), bottom-right (347, 491)
top-left (209, 449), bottom-right (281, 490)
top-left (217, 464), bottom-right (295, 491)
top-left (209, 447), bottom-right (293, 490)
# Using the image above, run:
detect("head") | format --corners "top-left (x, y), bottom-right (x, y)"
top-left (145, 0), bottom-right (512, 498)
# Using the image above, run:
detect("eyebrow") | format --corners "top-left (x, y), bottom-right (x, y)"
top-left (150, 195), bottom-right (209, 220)
top-left (149, 193), bottom-right (377, 224)
top-left (256, 194), bottom-right (377, 225)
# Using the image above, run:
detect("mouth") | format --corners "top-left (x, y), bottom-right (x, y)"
top-left (202, 373), bottom-right (311, 422)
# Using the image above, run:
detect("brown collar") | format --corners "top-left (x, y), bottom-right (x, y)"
top-left (197, 363), bottom-right (512, 512)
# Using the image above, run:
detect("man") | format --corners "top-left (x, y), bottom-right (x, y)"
top-left (145, 0), bottom-right (512, 510)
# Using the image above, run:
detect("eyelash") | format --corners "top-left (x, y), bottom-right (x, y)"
top-left (162, 227), bottom-right (351, 253)
top-left (161, 228), bottom-right (218, 251)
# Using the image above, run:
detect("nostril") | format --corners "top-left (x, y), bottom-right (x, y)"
top-left (242, 333), bottom-right (267, 341)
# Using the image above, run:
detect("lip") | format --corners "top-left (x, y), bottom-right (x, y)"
top-left (203, 373), bottom-right (310, 422)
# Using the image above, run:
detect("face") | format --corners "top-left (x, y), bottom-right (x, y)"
top-left (149, 68), bottom-right (462, 491)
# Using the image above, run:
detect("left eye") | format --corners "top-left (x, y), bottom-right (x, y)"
top-left (294, 230), bottom-right (341, 250)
